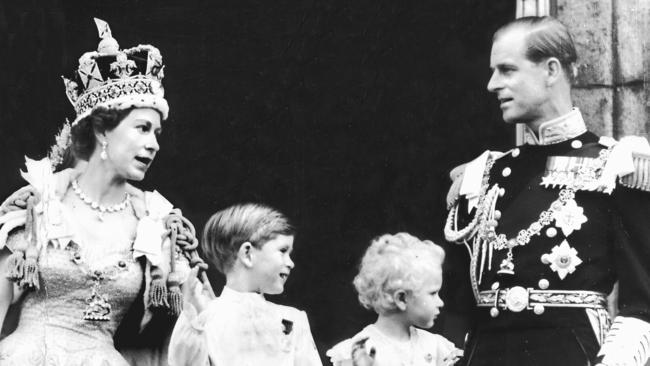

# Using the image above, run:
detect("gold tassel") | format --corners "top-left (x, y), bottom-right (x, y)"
top-left (21, 246), bottom-right (39, 290)
top-left (5, 250), bottom-right (25, 281)
top-left (166, 271), bottom-right (183, 316)
top-left (166, 225), bottom-right (182, 315)
top-left (20, 196), bottom-right (40, 289)
top-left (148, 265), bottom-right (168, 309)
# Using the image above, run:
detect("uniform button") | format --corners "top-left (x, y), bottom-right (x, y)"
top-left (541, 254), bottom-right (551, 264)
top-left (534, 304), bottom-right (545, 315)
top-left (490, 307), bottom-right (500, 317)
top-left (546, 227), bottom-right (557, 238)
top-left (538, 279), bottom-right (549, 289)
top-left (512, 148), bottom-right (520, 158)
top-left (493, 210), bottom-right (502, 220)
top-left (491, 282), bottom-right (500, 290)
top-left (502, 167), bottom-right (512, 177)
top-left (571, 140), bottom-right (583, 149)
top-left (499, 188), bottom-right (506, 197)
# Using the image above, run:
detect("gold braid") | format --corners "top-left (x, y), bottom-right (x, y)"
top-left (163, 209), bottom-right (214, 315)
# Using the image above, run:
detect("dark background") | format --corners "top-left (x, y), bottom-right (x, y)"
top-left (0, 0), bottom-right (515, 361)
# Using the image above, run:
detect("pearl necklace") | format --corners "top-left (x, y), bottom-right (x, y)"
top-left (71, 179), bottom-right (131, 220)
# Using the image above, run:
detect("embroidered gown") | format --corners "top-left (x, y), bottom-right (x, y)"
top-left (0, 159), bottom-right (188, 366)
top-left (167, 286), bottom-right (323, 366)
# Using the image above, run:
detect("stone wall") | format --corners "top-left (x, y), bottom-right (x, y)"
top-left (556, 0), bottom-right (650, 138)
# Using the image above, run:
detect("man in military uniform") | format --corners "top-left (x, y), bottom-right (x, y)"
top-left (444, 16), bottom-right (650, 365)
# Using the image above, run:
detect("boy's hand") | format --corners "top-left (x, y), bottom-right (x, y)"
top-left (181, 266), bottom-right (215, 313)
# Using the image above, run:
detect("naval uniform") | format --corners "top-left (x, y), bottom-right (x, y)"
top-left (444, 109), bottom-right (650, 366)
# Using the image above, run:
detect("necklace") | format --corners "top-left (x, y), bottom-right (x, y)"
top-left (72, 179), bottom-right (130, 221)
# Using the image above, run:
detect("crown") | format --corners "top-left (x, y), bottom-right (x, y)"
top-left (63, 18), bottom-right (169, 125)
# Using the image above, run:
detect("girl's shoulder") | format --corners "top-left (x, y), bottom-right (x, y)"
top-left (325, 325), bottom-right (374, 364)
top-left (411, 327), bottom-right (456, 350)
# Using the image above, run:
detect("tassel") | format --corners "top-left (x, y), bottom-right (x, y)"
top-left (5, 250), bottom-right (25, 281)
top-left (148, 265), bottom-right (168, 309)
top-left (166, 271), bottom-right (183, 316)
top-left (21, 247), bottom-right (39, 290)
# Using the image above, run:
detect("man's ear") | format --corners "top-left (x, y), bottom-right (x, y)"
top-left (237, 241), bottom-right (255, 268)
top-left (393, 290), bottom-right (408, 311)
top-left (545, 57), bottom-right (563, 86)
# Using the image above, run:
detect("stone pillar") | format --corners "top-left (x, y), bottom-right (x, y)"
top-left (556, 0), bottom-right (650, 138)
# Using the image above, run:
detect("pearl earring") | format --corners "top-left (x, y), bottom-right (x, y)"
top-left (100, 141), bottom-right (108, 160)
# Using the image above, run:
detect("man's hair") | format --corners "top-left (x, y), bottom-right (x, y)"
top-left (202, 203), bottom-right (294, 274)
top-left (494, 16), bottom-right (577, 78)
top-left (353, 233), bottom-right (445, 315)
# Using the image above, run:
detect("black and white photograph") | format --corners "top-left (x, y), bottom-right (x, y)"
top-left (0, 0), bottom-right (649, 365)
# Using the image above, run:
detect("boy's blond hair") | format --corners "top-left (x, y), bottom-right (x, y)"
top-left (202, 203), bottom-right (294, 274)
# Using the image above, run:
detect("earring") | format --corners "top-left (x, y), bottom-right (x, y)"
top-left (100, 141), bottom-right (108, 160)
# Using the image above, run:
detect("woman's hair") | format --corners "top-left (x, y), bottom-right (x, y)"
top-left (70, 106), bottom-right (136, 160)
top-left (202, 203), bottom-right (294, 274)
top-left (353, 232), bottom-right (445, 315)
top-left (494, 16), bottom-right (577, 79)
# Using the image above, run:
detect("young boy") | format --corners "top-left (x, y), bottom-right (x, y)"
top-left (168, 203), bottom-right (322, 366)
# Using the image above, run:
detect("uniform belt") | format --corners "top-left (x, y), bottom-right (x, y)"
top-left (477, 287), bottom-right (607, 313)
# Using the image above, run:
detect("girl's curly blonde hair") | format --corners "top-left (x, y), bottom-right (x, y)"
top-left (353, 232), bottom-right (445, 314)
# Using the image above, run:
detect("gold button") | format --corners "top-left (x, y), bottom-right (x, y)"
top-left (571, 140), bottom-right (583, 149)
top-left (491, 282), bottom-right (500, 290)
top-left (502, 167), bottom-right (512, 177)
top-left (490, 307), bottom-right (500, 317)
top-left (538, 279), bottom-right (549, 289)
top-left (546, 227), bottom-right (557, 238)
top-left (512, 148), bottom-right (520, 157)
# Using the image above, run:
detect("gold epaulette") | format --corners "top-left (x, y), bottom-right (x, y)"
top-left (619, 152), bottom-right (650, 192)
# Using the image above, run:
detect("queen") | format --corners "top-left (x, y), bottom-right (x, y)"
top-left (0, 18), bottom-right (205, 365)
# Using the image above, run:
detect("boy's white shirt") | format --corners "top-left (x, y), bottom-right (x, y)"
top-left (168, 286), bottom-right (322, 366)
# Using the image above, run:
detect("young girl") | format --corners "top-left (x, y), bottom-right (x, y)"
top-left (168, 203), bottom-right (322, 366)
top-left (326, 233), bottom-right (463, 366)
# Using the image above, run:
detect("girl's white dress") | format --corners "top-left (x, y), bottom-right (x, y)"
top-left (326, 324), bottom-right (458, 366)
top-left (168, 286), bottom-right (322, 366)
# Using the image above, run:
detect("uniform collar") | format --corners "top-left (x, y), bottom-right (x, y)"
top-left (523, 108), bottom-right (587, 146)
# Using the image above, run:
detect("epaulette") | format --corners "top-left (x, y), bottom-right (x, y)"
top-left (619, 152), bottom-right (650, 192)
top-left (446, 150), bottom-right (508, 209)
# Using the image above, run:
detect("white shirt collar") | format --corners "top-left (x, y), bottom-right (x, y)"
top-left (523, 108), bottom-right (587, 145)
top-left (220, 285), bottom-right (266, 303)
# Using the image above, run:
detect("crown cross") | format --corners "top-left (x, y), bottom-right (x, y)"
top-left (94, 18), bottom-right (112, 40)
top-left (78, 61), bottom-right (104, 89)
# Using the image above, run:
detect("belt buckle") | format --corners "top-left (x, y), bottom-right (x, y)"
top-left (504, 286), bottom-right (528, 312)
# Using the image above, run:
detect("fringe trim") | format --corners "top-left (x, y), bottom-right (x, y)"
top-left (166, 271), bottom-right (183, 316)
top-left (21, 248), bottom-right (40, 290)
top-left (5, 251), bottom-right (25, 281)
top-left (148, 266), bottom-right (168, 309)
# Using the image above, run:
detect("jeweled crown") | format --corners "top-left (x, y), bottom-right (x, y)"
top-left (63, 18), bottom-right (169, 124)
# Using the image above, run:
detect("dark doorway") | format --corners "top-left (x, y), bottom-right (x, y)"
top-left (0, 0), bottom-right (515, 361)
